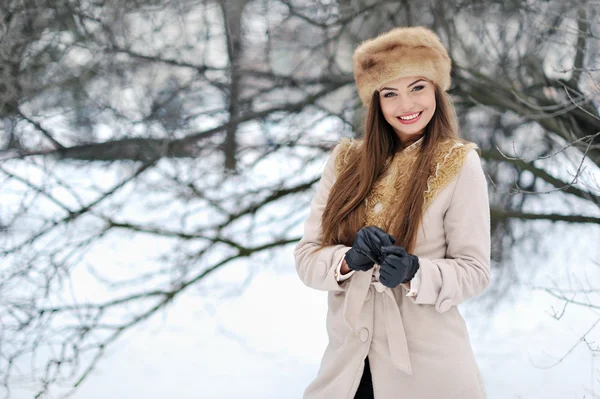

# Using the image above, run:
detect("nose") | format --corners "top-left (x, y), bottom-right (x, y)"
top-left (395, 96), bottom-right (416, 114)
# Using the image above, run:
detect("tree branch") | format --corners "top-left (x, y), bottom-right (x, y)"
top-left (481, 148), bottom-right (600, 204)
top-left (491, 208), bottom-right (600, 224)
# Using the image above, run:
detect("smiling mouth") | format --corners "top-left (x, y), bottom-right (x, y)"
top-left (396, 111), bottom-right (423, 124)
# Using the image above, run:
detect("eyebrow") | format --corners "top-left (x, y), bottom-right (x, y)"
top-left (380, 79), bottom-right (426, 91)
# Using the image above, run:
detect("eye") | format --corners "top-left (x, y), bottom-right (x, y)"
top-left (382, 92), bottom-right (396, 98)
top-left (412, 85), bottom-right (425, 92)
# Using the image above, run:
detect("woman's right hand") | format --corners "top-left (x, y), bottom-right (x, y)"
top-left (344, 226), bottom-right (396, 272)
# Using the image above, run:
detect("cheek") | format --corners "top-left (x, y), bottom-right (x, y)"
top-left (422, 101), bottom-right (436, 125)
top-left (380, 102), bottom-right (396, 122)
top-left (424, 95), bottom-right (436, 116)
top-left (428, 93), bottom-right (436, 111)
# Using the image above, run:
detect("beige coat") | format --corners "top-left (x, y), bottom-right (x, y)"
top-left (294, 139), bottom-right (491, 399)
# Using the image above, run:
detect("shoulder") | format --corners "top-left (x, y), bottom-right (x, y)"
top-left (333, 137), bottom-right (362, 177)
top-left (431, 139), bottom-right (479, 177)
top-left (435, 139), bottom-right (481, 178)
top-left (461, 146), bottom-right (483, 172)
top-left (444, 139), bottom-right (483, 175)
top-left (455, 144), bottom-right (487, 189)
top-left (437, 139), bottom-right (478, 161)
top-left (424, 139), bottom-right (481, 207)
top-left (441, 140), bottom-right (487, 197)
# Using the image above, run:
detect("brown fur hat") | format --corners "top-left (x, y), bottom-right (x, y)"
top-left (353, 26), bottom-right (451, 107)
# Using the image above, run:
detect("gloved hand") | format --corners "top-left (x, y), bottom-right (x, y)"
top-left (344, 226), bottom-right (396, 272)
top-left (379, 245), bottom-right (420, 288)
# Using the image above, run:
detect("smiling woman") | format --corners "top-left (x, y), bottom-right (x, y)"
top-left (295, 26), bottom-right (491, 399)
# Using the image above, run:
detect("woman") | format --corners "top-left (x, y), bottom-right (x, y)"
top-left (294, 26), bottom-right (491, 399)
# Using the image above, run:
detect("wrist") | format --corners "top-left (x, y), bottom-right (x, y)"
top-left (340, 259), bottom-right (351, 275)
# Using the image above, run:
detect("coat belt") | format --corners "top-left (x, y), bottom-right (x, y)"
top-left (342, 269), bottom-right (413, 375)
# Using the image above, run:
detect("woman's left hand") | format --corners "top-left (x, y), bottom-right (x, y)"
top-left (378, 246), bottom-right (420, 288)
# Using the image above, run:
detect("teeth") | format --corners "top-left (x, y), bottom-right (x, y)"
top-left (399, 112), bottom-right (420, 120)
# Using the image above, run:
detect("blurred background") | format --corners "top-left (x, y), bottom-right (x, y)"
top-left (0, 0), bottom-right (598, 398)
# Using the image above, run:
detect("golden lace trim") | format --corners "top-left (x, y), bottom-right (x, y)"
top-left (333, 138), bottom-right (478, 230)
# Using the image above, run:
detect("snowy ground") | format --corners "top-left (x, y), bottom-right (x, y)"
top-left (5, 176), bottom-right (598, 399)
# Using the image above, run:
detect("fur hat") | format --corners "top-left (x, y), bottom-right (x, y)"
top-left (353, 26), bottom-right (451, 107)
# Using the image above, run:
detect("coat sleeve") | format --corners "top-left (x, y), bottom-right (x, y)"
top-left (294, 142), bottom-right (352, 292)
top-left (410, 149), bottom-right (491, 312)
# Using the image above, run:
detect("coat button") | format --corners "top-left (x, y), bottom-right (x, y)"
top-left (359, 328), bottom-right (369, 343)
top-left (439, 299), bottom-right (452, 312)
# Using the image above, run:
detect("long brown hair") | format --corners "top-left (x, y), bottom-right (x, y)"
top-left (320, 84), bottom-right (462, 253)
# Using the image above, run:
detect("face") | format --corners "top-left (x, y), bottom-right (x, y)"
top-left (378, 76), bottom-right (436, 146)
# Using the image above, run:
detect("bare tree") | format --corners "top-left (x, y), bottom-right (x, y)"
top-left (0, 0), bottom-right (598, 397)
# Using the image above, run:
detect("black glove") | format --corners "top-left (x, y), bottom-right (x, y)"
top-left (378, 245), bottom-right (420, 288)
top-left (344, 226), bottom-right (396, 272)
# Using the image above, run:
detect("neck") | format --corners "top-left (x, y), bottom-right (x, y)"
top-left (397, 134), bottom-right (424, 152)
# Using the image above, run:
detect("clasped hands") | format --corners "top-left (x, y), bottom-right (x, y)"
top-left (344, 226), bottom-right (419, 288)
